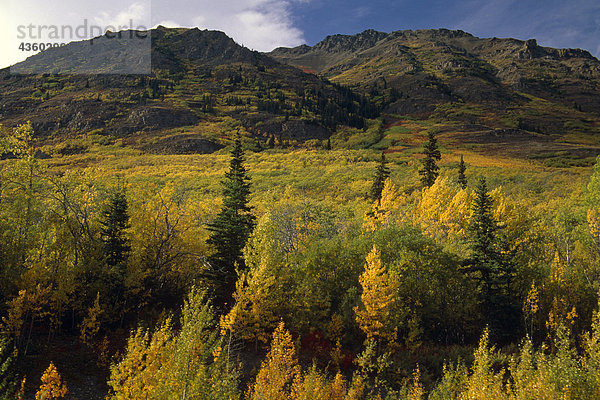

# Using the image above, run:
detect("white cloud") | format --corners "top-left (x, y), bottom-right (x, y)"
top-left (186, 0), bottom-right (305, 51)
top-left (0, 0), bottom-right (305, 68)
top-left (1, 0), bottom-right (152, 69)
top-left (154, 20), bottom-right (181, 28)
top-left (94, 2), bottom-right (151, 32)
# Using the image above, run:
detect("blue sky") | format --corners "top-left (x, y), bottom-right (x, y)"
top-left (2, 0), bottom-right (599, 69)
top-left (288, 0), bottom-right (600, 56)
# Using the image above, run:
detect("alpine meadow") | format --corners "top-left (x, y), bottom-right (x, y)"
top-left (2, 18), bottom-right (600, 399)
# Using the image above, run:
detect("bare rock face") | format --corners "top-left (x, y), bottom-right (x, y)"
top-left (124, 107), bottom-right (199, 132)
top-left (518, 39), bottom-right (545, 59)
top-left (142, 134), bottom-right (224, 154)
top-left (314, 30), bottom-right (389, 53)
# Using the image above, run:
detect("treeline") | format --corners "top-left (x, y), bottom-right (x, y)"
top-left (1, 123), bottom-right (600, 398)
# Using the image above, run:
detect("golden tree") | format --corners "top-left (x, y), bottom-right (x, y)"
top-left (354, 246), bottom-right (398, 341)
top-left (36, 362), bottom-right (68, 400)
top-left (79, 292), bottom-right (103, 347)
top-left (248, 321), bottom-right (300, 400)
top-left (363, 179), bottom-right (405, 232)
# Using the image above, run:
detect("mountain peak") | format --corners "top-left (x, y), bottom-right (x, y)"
top-left (313, 29), bottom-right (389, 53)
top-left (11, 27), bottom-right (261, 74)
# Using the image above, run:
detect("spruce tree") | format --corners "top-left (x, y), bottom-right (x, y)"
top-left (370, 152), bottom-right (390, 202)
top-left (207, 137), bottom-right (255, 309)
top-left (419, 131), bottom-right (441, 187)
top-left (465, 177), bottom-right (518, 342)
top-left (458, 155), bottom-right (467, 189)
top-left (100, 190), bottom-right (131, 267)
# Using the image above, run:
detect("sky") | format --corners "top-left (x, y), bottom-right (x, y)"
top-left (2, 0), bottom-right (599, 69)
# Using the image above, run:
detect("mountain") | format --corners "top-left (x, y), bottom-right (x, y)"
top-left (1, 27), bottom-right (600, 162)
top-left (270, 28), bottom-right (600, 114)
top-left (270, 29), bottom-right (600, 126)
top-left (271, 29), bottom-right (600, 163)
top-left (1, 27), bottom-right (375, 154)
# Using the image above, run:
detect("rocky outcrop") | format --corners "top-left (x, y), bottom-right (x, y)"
top-left (314, 29), bottom-right (389, 53)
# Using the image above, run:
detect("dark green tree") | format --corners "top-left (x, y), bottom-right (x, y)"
top-left (207, 137), bottom-right (255, 309)
top-left (458, 155), bottom-right (467, 189)
top-left (99, 189), bottom-right (131, 322)
top-left (464, 178), bottom-right (518, 342)
top-left (370, 152), bottom-right (390, 202)
top-left (419, 131), bottom-right (441, 187)
top-left (100, 190), bottom-right (131, 267)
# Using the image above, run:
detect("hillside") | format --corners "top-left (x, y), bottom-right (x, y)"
top-left (0, 27), bottom-right (375, 156)
top-left (0, 27), bottom-right (599, 165)
top-left (271, 29), bottom-right (600, 165)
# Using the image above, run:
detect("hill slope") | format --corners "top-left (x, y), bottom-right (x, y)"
top-left (270, 29), bottom-right (600, 164)
top-left (1, 27), bottom-right (600, 164)
top-left (0, 27), bottom-right (376, 154)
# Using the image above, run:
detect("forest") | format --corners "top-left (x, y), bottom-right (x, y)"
top-left (1, 120), bottom-right (600, 399)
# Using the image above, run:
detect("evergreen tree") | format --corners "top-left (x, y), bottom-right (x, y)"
top-left (370, 152), bottom-right (390, 202)
top-left (326, 138), bottom-right (332, 150)
top-left (419, 131), bottom-right (441, 187)
top-left (100, 190), bottom-right (131, 267)
top-left (458, 155), bottom-right (467, 189)
top-left (207, 137), bottom-right (255, 309)
top-left (464, 178), bottom-right (518, 342)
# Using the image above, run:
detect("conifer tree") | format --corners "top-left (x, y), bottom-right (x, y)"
top-left (419, 131), bottom-right (441, 187)
top-left (100, 190), bottom-right (131, 267)
top-left (207, 137), bottom-right (255, 309)
top-left (458, 155), bottom-right (467, 189)
top-left (370, 152), bottom-right (390, 202)
top-left (465, 178), bottom-right (518, 342)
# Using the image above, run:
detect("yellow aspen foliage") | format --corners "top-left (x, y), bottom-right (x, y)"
top-left (550, 251), bottom-right (566, 285)
top-left (326, 313), bottom-right (344, 343)
top-left (248, 321), bottom-right (300, 400)
top-left (363, 179), bottom-right (405, 232)
top-left (329, 372), bottom-right (348, 400)
top-left (17, 377), bottom-right (26, 400)
top-left (408, 365), bottom-right (424, 400)
top-left (291, 366), bottom-right (349, 400)
top-left (79, 292), bottom-right (102, 347)
top-left (220, 265), bottom-right (280, 346)
top-left (405, 311), bottom-right (423, 353)
top-left (36, 362), bottom-right (68, 400)
top-left (546, 297), bottom-right (578, 341)
top-left (108, 319), bottom-right (173, 400)
top-left (587, 208), bottom-right (600, 249)
top-left (291, 364), bottom-right (330, 400)
top-left (2, 290), bottom-right (27, 342)
top-left (489, 188), bottom-right (535, 254)
top-left (346, 375), bottom-right (366, 400)
top-left (523, 282), bottom-right (540, 338)
top-left (463, 329), bottom-right (505, 400)
top-left (413, 177), bottom-right (473, 241)
top-left (354, 246), bottom-right (398, 341)
top-left (583, 291), bottom-right (600, 393)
